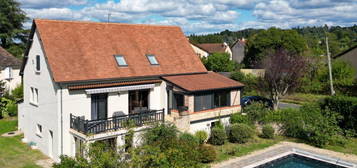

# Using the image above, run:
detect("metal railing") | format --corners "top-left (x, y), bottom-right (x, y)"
top-left (70, 109), bottom-right (165, 134)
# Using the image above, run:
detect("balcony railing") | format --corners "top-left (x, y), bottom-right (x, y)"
top-left (70, 109), bottom-right (165, 134)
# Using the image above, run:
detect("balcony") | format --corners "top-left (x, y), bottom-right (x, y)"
top-left (70, 109), bottom-right (165, 135)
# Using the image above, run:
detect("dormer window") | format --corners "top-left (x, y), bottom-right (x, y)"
top-left (146, 54), bottom-right (159, 65)
top-left (114, 55), bottom-right (127, 66)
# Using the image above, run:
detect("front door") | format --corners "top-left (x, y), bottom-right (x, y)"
top-left (91, 93), bottom-right (108, 120)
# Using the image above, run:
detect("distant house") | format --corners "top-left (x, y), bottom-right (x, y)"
top-left (190, 42), bottom-right (232, 59)
top-left (18, 19), bottom-right (244, 162)
top-left (334, 45), bottom-right (357, 78)
top-left (231, 38), bottom-right (246, 64)
top-left (0, 46), bottom-right (22, 92)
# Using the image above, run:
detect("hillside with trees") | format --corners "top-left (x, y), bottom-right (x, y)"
top-left (189, 25), bottom-right (357, 58)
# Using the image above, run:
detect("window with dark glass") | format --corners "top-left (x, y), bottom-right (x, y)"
top-left (172, 93), bottom-right (184, 110)
top-left (36, 55), bottom-right (40, 71)
top-left (91, 93), bottom-right (108, 120)
top-left (129, 89), bottom-right (149, 114)
top-left (194, 90), bottom-right (230, 112)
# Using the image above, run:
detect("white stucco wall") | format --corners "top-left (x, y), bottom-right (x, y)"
top-left (18, 31), bottom-right (61, 161)
top-left (0, 68), bottom-right (22, 92)
top-left (189, 116), bottom-right (230, 135)
top-left (190, 44), bottom-right (209, 58)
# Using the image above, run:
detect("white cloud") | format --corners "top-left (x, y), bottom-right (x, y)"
top-left (24, 8), bottom-right (86, 20)
top-left (19, 0), bottom-right (87, 8)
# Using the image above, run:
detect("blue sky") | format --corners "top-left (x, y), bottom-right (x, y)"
top-left (19, 0), bottom-right (357, 34)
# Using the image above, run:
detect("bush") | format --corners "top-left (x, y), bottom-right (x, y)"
top-left (195, 131), bottom-right (208, 144)
top-left (320, 96), bottom-right (357, 134)
top-left (6, 100), bottom-right (17, 116)
top-left (197, 145), bottom-right (217, 163)
top-left (208, 127), bottom-right (226, 145)
top-left (228, 123), bottom-right (254, 143)
top-left (244, 102), bottom-right (270, 124)
top-left (230, 113), bottom-right (249, 125)
top-left (261, 125), bottom-right (274, 139)
top-left (179, 132), bottom-right (199, 146)
top-left (144, 123), bottom-right (178, 149)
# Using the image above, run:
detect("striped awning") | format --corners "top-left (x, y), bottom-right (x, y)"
top-left (85, 84), bottom-right (155, 94)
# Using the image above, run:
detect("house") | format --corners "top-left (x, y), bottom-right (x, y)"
top-left (231, 38), bottom-right (246, 64)
top-left (0, 46), bottom-right (22, 92)
top-left (334, 45), bottom-right (357, 78)
top-left (18, 19), bottom-right (244, 162)
top-left (191, 42), bottom-right (232, 59)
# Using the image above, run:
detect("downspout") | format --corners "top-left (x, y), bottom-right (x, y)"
top-left (60, 84), bottom-right (63, 156)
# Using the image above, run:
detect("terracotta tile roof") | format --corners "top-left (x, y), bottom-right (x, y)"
top-left (163, 72), bottom-right (244, 92)
top-left (0, 46), bottom-right (21, 69)
top-left (68, 79), bottom-right (162, 90)
top-left (33, 19), bottom-right (207, 83)
top-left (195, 43), bottom-right (228, 54)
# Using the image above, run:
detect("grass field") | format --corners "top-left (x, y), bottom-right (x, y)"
top-left (0, 118), bottom-right (46, 168)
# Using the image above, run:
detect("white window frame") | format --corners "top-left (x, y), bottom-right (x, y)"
top-left (36, 124), bottom-right (42, 137)
top-left (4, 67), bottom-right (13, 80)
top-left (30, 87), bottom-right (39, 106)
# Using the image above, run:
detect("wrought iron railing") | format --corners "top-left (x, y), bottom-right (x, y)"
top-left (70, 109), bottom-right (165, 134)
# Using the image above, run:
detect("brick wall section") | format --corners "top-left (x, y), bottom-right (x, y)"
top-left (231, 90), bottom-right (240, 106)
top-left (184, 95), bottom-right (194, 112)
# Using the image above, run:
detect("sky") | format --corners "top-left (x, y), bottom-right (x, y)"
top-left (19, 0), bottom-right (357, 34)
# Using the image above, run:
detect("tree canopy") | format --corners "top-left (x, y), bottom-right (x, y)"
top-left (0, 0), bottom-right (28, 58)
top-left (243, 28), bottom-right (307, 68)
top-left (201, 53), bottom-right (236, 72)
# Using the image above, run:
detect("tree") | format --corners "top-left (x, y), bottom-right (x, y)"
top-left (0, 0), bottom-right (28, 57)
top-left (202, 53), bottom-right (236, 72)
top-left (242, 28), bottom-right (307, 68)
top-left (261, 48), bottom-right (307, 110)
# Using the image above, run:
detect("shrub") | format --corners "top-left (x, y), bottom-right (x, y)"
top-left (244, 102), bottom-right (270, 124)
top-left (197, 145), bottom-right (217, 163)
top-left (320, 96), bottom-right (357, 134)
top-left (6, 100), bottom-right (17, 116)
top-left (143, 123), bottom-right (178, 149)
top-left (228, 123), bottom-right (254, 143)
top-left (208, 127), bottom-right (226, 145)
top-left (261, 125), bottom-right (274, 139)
top-left (230, 113), bottom-right (249, 125)
top-left (195, 131), bottom-right (208, 144)
top-left (179, 132), bottom-right (199, 146)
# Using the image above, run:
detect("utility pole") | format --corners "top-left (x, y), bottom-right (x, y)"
top-left (325, 34), bottom-right (335, 96)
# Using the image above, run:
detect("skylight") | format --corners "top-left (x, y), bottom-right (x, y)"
top-left (147, 55), bottom-right (159, 65)
top-left (115, 55), bottom-right (127, 66)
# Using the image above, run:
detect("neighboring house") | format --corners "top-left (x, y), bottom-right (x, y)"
top-left (231, 38), bottom-right (246, 64)
top-left (18, 19), bottom-right (244, 162)
top-left (334, 45), bottom-right (357, 78)
top-left (190, 42), bottom-right (232, 59)
top-left (0, 46), bottom-right (22, 92)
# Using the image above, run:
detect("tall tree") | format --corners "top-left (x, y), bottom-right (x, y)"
top-left (201, 53), bottom-right (236, 72)
top-left (0, 0), bottom-right (28, 57)
top-left (261, 48), bottom-right (307, 110)
top-left (244, 28), bottom-right (307, 68)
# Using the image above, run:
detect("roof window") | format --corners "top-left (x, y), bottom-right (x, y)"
top-left (114, 55), bottom-right (127, 66)
top-left (146, 54), bottom-right (159, 65)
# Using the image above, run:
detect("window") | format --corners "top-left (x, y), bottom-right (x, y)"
top-left (35, 55), bottom-right (40, 71)
top-left (36, 124), bottom-right (42, 137)
top-left (4, 67), bottom-right (13, 80)
top-left (194, 90), bottom-right (231, 112)
top-left (91, 94), bottom-right (108, 120)
top-left (172, 93), bottom-right (184, 110)
top-left (146, 54), bottom-right (159, 65)
top-left (30, 87), bottom-right (39, 105)
top-left (129, 89), bottom-right (149, 114)
top-left (114, 55), bottom-right (127, 66)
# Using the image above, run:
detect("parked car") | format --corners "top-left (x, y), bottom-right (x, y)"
top-left (241, 96), bottom-right (273, 108)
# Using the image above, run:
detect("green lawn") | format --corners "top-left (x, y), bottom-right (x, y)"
top-left (0, 118), bottom-right (47, 168)
top-left (281, 93), bottom-right (329, 105)
top-left (213, 136), bottom-right (283, 162)
top-left (325, 138), bottom-right (357, 156)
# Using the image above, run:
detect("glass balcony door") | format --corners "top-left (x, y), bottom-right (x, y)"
top-left (91, 93), bottom-right (108, 120)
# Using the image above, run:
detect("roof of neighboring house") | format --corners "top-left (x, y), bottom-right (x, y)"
top-left (23, 19), bottom-right (207, 83)
top-left (193, 43), bottom-right (229, 54)
top-left (163, 72), bottom-right (244, 92)
top-left (230, 39), bottom-right (246, 48)
top-left (0, 46), bottom-right (22, 69)
top-left (333, 45), bottom-right (357, 58)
